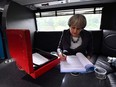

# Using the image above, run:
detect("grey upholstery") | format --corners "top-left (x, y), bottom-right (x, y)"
top-left (101, 30), bottom-right (116, 57)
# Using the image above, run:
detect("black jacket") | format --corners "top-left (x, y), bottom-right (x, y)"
top-left (58, 29), bottom-right (93, 56)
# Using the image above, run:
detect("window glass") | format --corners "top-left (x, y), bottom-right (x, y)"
top-left (41, 11), bottom-right (55, 17)
top-left (36, 7), bottom-right (102, 31)
top-left (36, 14), bottom-right (101, 31)
top-left (36, 15), bottom-right (71, 31)
top-left (84, 14), bottom-right (101, 30)
top-left (57, 9), bottom-right (74, 16)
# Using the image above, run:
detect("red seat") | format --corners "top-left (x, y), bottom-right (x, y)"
top-left (6, 29), bottom-right (60, 79)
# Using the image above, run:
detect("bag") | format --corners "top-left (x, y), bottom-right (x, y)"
top-left (108, 56), bottom-right (116, 67)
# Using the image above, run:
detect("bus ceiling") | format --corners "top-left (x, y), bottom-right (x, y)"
top-left (8, 0), bottom-right (116, 12)
top-left (0, 0), bottom-right (116, 12)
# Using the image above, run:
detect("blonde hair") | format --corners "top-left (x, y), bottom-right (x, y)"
top-left (68, 14), bottom-right (86, 29)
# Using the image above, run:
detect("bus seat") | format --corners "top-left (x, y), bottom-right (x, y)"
top-left (91, 30), bottom-right (103, 55)
top-left (101, 30), bottom-right (116, 57)
top-left (6, 29), bottom-right (60, 79)
top-left (95, 30), bottom-right (116, 74)
top-left (33, 31), bottom-right (62, 52)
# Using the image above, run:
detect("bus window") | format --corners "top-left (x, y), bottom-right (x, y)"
top-left (36, 7), bottom-right (102, 31)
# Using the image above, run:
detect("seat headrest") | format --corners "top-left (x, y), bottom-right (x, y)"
top-left (102, 30), bottom-right (116, 57)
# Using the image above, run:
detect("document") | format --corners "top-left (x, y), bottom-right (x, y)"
top-left (60, 52), bottom-right (94, 73)
top-left (32, 53), bottom-right (49, 65)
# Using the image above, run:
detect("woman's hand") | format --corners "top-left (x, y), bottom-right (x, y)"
top-left (58, 54), bottom-right (67, 61)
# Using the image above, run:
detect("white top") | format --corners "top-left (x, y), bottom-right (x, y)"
top-left (70, 36), bottom-right (82, 49)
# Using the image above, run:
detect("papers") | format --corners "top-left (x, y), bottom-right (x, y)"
top-left (60, 52), bottom-right (94, 73)
top-left (32, 53), bottom-right (49, 65)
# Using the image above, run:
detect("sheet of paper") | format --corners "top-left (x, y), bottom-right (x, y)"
top-left (60, 53), bottom-right (94, 73)
top-left (60, 55), bottom-right (86, 72)
top-left (76, 52), bottom-right (94, 69)
top-left (32, 53), bottom-right (49, 65)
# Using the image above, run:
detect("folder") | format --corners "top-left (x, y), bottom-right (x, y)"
top-left (6, 29), bottom-right (60, 78)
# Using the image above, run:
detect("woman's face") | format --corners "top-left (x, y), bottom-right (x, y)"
top-left (69, 26), bottom-right (81, 37)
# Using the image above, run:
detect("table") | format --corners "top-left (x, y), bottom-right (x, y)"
top-left (0, 60), bottom-right (111, 87)
top-left (61, 72), bottom-right (110, 87)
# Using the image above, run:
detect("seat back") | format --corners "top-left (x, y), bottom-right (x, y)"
top-left (101, 30), bottom-right (116, 57)
top-left (91, 30), bottom-right (103, 55)
top-left (33, 31), bottom-right (62, 52)
top-left (6, 29), bottom-right (34, 74)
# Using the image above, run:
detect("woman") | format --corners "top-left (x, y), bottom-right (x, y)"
top-left (57, 14), bottom-right (93, 61)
